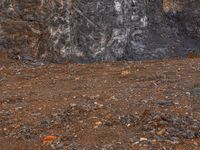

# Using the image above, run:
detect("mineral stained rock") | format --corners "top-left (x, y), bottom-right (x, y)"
top-left (0, 0), bottom-right (200, 63)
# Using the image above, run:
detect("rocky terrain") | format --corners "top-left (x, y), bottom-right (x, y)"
top-left (0, 56), bottom-right (200, 149)
top-left (0, 0), bottom-right (200, 149)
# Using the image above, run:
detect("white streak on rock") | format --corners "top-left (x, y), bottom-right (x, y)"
top-left (140, 16), bottom-right (148, 27)
top-left (114, 1), bottom-right (122, 13)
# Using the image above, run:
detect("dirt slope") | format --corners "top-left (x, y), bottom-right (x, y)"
top-left (0, 58), bottom-right (200, 149)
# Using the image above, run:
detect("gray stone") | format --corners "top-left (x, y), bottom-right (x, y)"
top-left (192, 87), bottom-right (200, 96)
top-left (191, 87), bottom-right (200, 112)
top-left (157, 100), bottom-right (174, 106)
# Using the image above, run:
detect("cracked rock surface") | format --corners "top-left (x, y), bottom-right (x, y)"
top-left (0, 0), bottom-right (200, 62)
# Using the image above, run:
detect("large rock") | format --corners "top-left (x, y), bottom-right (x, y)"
top-left (0, 0), bottom-right (199, 63)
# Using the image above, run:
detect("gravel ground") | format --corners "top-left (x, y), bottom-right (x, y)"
top-left (0, 57), bottom-right (200, 149)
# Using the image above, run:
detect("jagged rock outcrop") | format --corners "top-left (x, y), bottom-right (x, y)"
top-left (0, 0), bottom-right (199, 63)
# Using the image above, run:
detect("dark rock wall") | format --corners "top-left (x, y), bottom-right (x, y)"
top-left (0, 0), bottom-right (199, 63)
top-left (70, 0), bottom-right (147, 62)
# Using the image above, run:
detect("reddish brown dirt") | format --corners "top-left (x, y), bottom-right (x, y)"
top-left (0, 57), bottom-right (200, 150)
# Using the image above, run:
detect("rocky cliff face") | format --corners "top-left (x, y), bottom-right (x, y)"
top-left (0, 0), bottom-right (199, 63)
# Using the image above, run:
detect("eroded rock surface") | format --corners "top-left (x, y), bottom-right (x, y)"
top-left (0, 0), bottom-right (199, 62)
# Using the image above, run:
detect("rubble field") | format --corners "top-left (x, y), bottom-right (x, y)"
top-left (0, 57), bottom-right (200, 149)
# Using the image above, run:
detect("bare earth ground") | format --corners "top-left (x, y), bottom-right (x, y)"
top-left (0, 57), bottom-right (200, 150)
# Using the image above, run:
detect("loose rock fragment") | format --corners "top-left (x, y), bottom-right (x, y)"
top-left (157, 100), bottom-right (174, 106)
top-left (121, 70), bottom-right (131, 77)
top-left (43, 135), bottom-right (58, 145)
